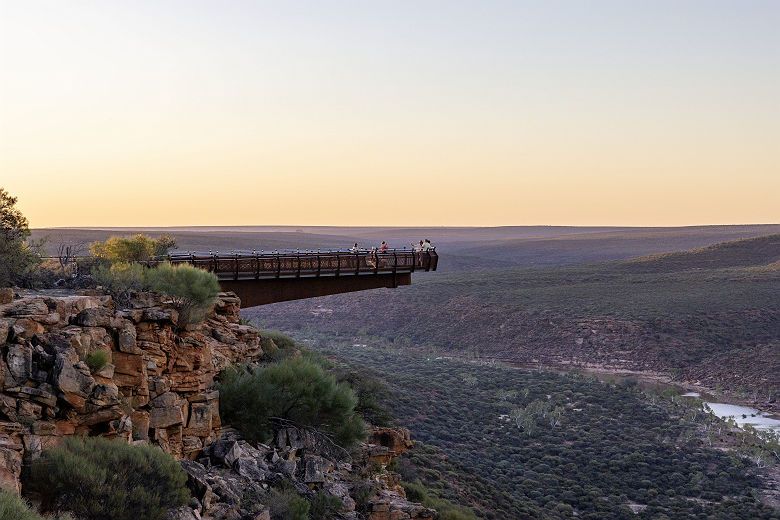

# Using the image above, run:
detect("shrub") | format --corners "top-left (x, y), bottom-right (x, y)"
top-left (84, 350), bottom-right (109, 373)
top-left (219, 357), bottom-right (366, 448)
top-left (92, 262), bottom-right (151, 304)
top-left (331, 364), bottom-right (393, 426)
top-left (146, 263), bottom-right (220, 328)
top-left (89, 234), bottom-right (176, 263)
top-left (259, 330), bottom-right (298, 350)
top-left (401, 481), bottom-right (428, 502)
top-left (29, 436), bottom-right (189, 520)
top-left (309, 491), bottom-right (343, 519)
top-left (266, 487), bottom-right (309, 520)
top-left (350, 481), bottom-right (379, 514)
top-left (0, 489), bottom-right (45, 520)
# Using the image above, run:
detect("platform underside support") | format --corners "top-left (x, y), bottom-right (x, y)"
top-left (219, 272), bottom-right (412, 307)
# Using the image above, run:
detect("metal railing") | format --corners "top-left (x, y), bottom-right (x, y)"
top-left (44, 248), bottom-right (438, 281)
top-left (157, 248), bottom-right (438, 281)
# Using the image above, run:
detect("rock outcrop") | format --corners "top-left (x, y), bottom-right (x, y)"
top-left (0, 290), bottom-right (262, 491)
top-left (175, 426), bottom-right (434, 520)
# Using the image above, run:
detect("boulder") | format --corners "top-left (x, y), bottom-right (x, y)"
top-left (181, 460), bottom-right (216, 514)
top-left (272, 458), bottom-right (296, 477)
top-left (88, 382), bottom-right (120, 408)
top-left (1, 298), bottom-right (47, 317)
top-left (150, 395), bottom-right (185, 429)
top-left (0, 444), bottom-right (23, 492)
top-left (11, 318), bottom-right (44, 340)
top-left (185, 403), bottom-right (213, 437)
top-left (131, 410), bottom-right (151, 440)
top-left (0, 318), bottom-right (12, 343)
top-left (302, 454), bottom-right (330, 484)
top-left (235, 456), bottom-right (267, 481)
top-left (74, 307), bottom-right (114, 328)
top-left (6, 386), bottom-right (57, 408)
top-left (143, 308), bottom-right (179, 324)
top-left (54, 356), bottom-right (95, 410)
top-left (0, 288), bottom-right (14, 305)
top-left (166, 507), bottom-right (201, 520)
top-left (5, 343), bottom-right (32, 385)
top-left (112, 351), bottom-right (146, 388)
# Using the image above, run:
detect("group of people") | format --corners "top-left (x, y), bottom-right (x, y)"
top-left (349, 239), bottom-right (434, 252)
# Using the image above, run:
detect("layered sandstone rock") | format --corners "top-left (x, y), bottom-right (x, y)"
top-left (0, 291), bottom-right (263, 490)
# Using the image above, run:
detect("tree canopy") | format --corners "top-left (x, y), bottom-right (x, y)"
top-left (0, 188), bottom-right (40, 287)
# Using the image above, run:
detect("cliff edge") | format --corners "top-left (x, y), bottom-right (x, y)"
top-left (0, 289), bottom-right (433, 519)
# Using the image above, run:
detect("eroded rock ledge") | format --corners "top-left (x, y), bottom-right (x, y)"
top-left (0, 290), bottom-right (433, 519)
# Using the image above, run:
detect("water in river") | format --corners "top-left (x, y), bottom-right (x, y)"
top-left (682, 392), bottom-right (780, 434)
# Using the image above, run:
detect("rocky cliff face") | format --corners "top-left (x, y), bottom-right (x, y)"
top-left (0, 290), bottom-right (433, 520)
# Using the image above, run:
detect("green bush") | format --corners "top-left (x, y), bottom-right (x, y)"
top-left (89, 234), bottom-right (176, 263)
top-left (219, 357), bottom-right (366, 448)
top-left (29, 436), bottom-right (189, 520)
top-left (401, 481), bottom-right (477, 520)
top-left (309, 492), bottom-right (343, 519)
top-left (350, 481), bottom-right (378, 514)
top-left (146, 263), bottom-right (220, 328)
top-left (92, 262), bottom-right (151, 304)
top-left (0, 188), bottom-right (42, 288)
top-left (0, 489), bottom-right (44, 520)
top-left (331, 364), bottom-right (393, 427)
top-left (266, 487), bottom-right (309, 520)
top-left (84, 350), bottom-right (109, 373)
top-left (260, 330), bottom-right (298, 351)
top-left (401, 481), bottom-right (428, 502)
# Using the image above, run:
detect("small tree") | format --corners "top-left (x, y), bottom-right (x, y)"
top-left (29, 436), bottom-right (189, 520)
top-left (146, 262), bottom-right (220, 328)
top-left (89, 234), bottom-right (177, 263)
top-left (0, 188), bottom-right (41, 287)
top-left (219, 357), bottom-right (366, 448)
top-left (92, 262), bottom-right (151, 305)
top-left (55, 241), bottom-right (87, 276)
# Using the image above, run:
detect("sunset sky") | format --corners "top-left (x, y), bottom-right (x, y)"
top-left (1, 1), bottom-right (778, 228)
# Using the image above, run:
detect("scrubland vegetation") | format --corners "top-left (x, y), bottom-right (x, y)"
top-left (27, 437), bottom-right (188, 520)
top-left (250, 235), bottom-right (779, 400)
top-left (298, 340), bottom-right (779, 519)
top-left (219, 356), bottom-right (366, 449)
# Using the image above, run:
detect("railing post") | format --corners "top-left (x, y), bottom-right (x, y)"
top-left (336, 253), bottom-right (341, 277)
top-left (296, 250), bottom-right (301, 278)
top-left (374, 250), bottom-right (379, 274)
top-left (234, 252), bottom-right (239, 280)
top-left (392, 250), bottom-right (398, 287)
top-left (317, 250), bottom-right (321, 277)
top-left (355, 252), bottom-right (360, 275)
top-left (255, 250), bottom-right (260, 279)
top-left (276, 252), bottom-right (281, 278)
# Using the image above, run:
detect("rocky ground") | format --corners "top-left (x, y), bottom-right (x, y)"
top-left (0, 287), bottom-right (433, 519)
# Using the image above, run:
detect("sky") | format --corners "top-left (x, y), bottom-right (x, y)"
top-left (1, 0), bottom-right (778, 228)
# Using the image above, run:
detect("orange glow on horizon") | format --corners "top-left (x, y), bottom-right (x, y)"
top-left (1, 2), bottom-right (778, 228)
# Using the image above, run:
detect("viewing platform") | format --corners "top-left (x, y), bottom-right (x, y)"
top-left (155, 248), bottom-right (438, 307)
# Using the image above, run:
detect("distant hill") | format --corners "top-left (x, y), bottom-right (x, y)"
top-left (454, 225), bottom-right (780, 267)
top-left (620, 233), bottom-right (780, 272)
top-left (31, 224), bottom-right (780, 272)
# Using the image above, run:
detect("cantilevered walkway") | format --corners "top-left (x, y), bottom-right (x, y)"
top-left (161, 248), bottom-right (438, 307)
